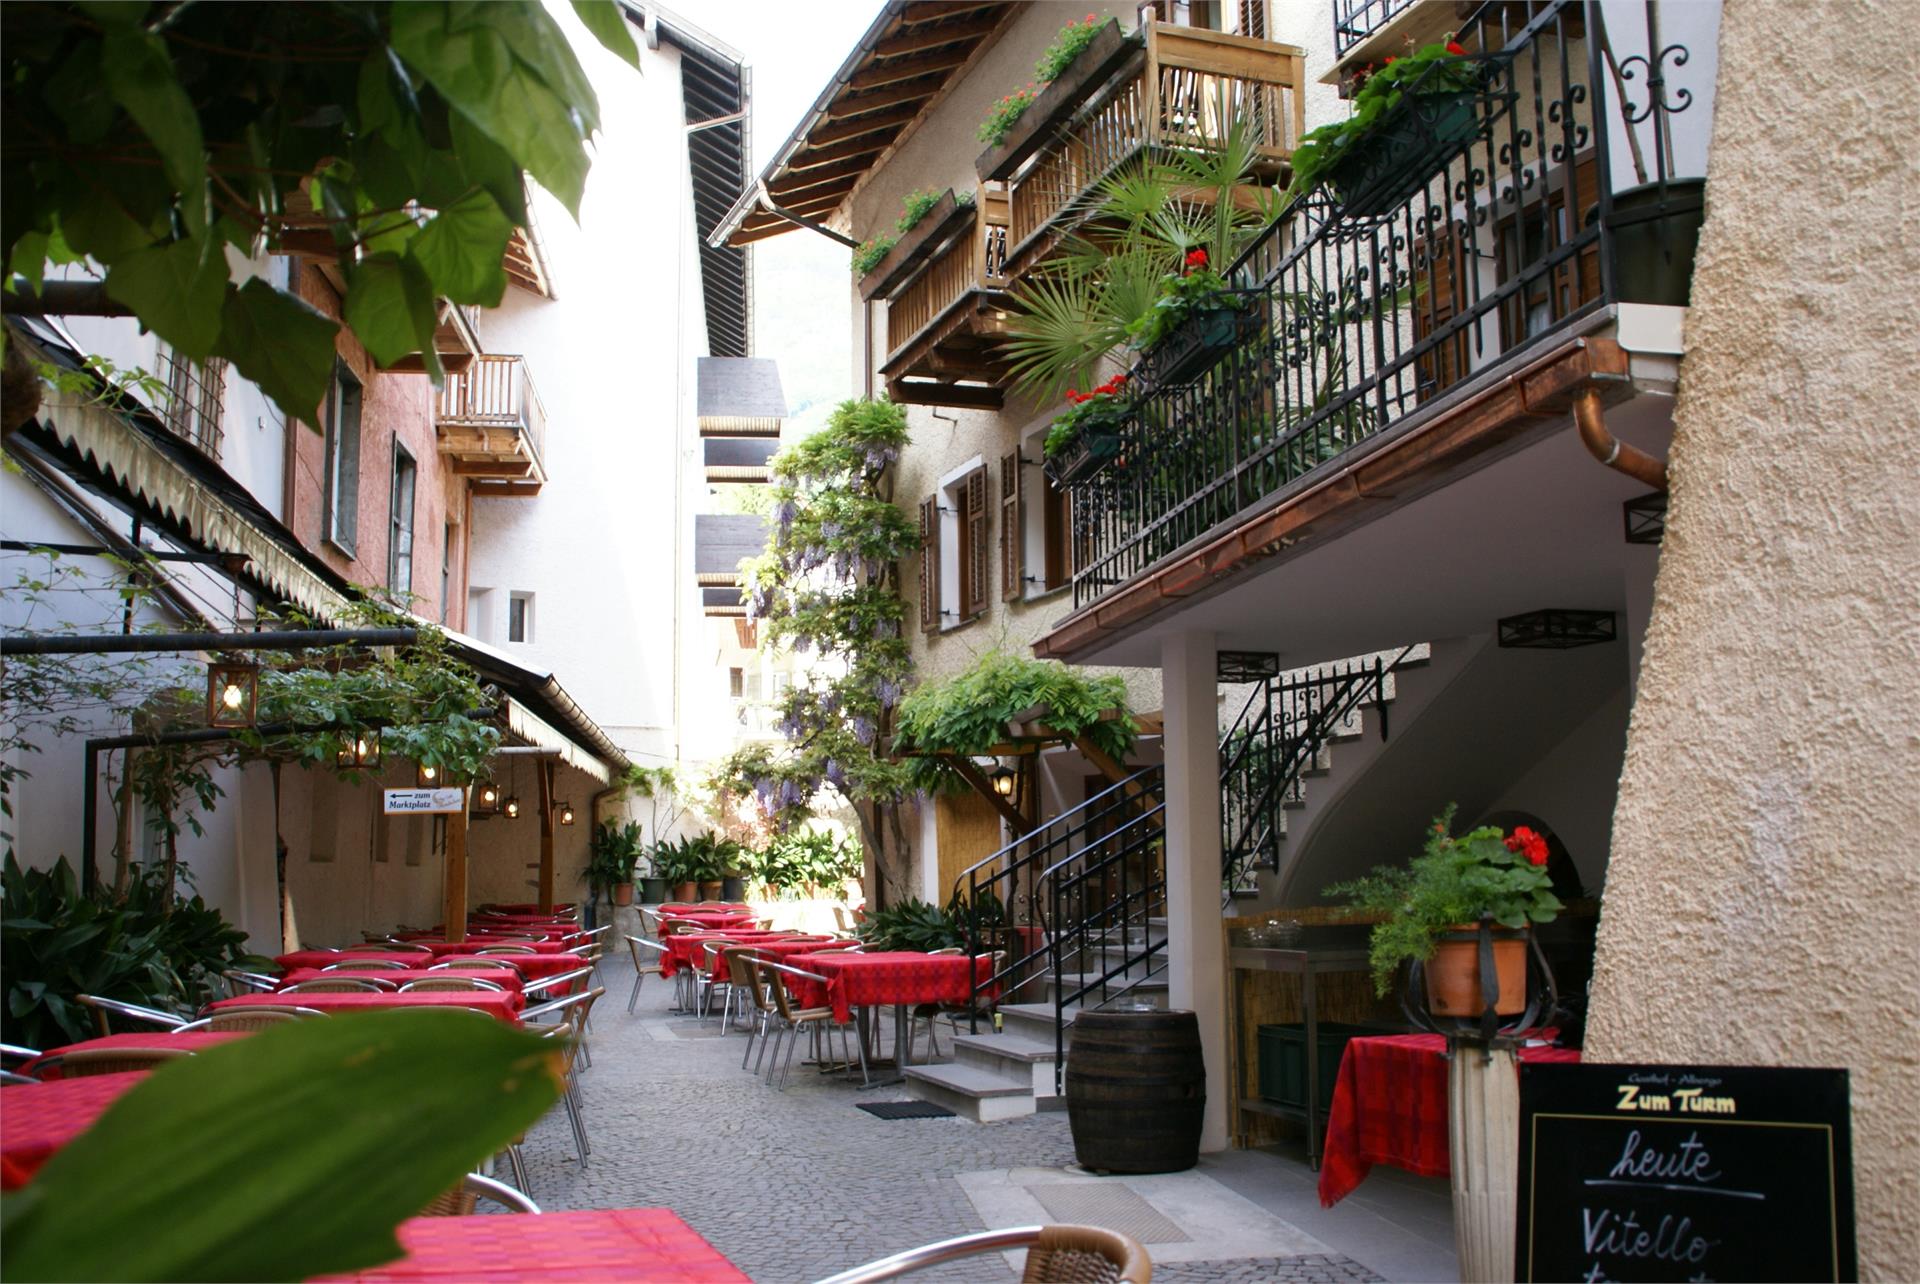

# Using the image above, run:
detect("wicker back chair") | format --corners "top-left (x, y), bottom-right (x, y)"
top-left (417, 1172), bottom-right (541, 1216)
top-left (283, 978), bottom-right (394, 994)
top-left (624, 935), bottom-right (667, 1013)
top-left (323, 959), bottom-right (409, 972)
top-left (57, 1045), bottom-right (195, 1078)
top-left (74, 994), bottom-right (188, 1037)
top-left (815, 1224), bottom-right (1149, 1284)
top-left (204, 1006), bottom-right (321, 1032)
top-left (755, 959), bottom-right (864, 1090)
top-left (346, 942), bottom-right (428, 954)
top-left (475, 945), bottom-right (539, 955)
top-left (398, 977), bottom-right (505, 993)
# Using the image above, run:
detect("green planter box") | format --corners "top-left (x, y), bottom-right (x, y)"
top-left (1256, 1022), bottom-right (1379, 1114)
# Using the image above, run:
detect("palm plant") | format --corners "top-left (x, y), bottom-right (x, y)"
top-left (1000, 100), bottom-right (1288, 402)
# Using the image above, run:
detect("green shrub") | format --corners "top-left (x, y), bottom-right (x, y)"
top-left (852, 234), bottom-right (898, 276)
top-left (855, 897), bottom-right (965, 952)
top-left (1034, 13), bottom-right (1108, 83)
top-left (897, 187), bottom-right (944, 232)
top-left (977, 84), bottom-right (1039, 146)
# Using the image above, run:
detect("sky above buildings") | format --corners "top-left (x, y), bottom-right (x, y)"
top-left (677, 0), bottom-right (882, 430)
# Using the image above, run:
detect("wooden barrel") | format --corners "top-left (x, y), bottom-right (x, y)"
top-left (1064, 1007), bottom-right (1206, 1174)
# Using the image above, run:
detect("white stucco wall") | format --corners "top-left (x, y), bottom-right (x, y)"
top-left (465, 8), bottom-right (701, 767)
top-left (1584, 0), bottom-right (1920, 1273)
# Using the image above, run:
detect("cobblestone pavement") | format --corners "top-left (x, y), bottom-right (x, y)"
top-left (515, 957), bottom-right (1382, 1283)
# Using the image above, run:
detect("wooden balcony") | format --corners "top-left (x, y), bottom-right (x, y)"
top-left (983, 22), bottom-right (1307, 278)
top-left (434, 354), bottom-right (549, 497)
top-left (875, 188), bottom-right (1013, 409)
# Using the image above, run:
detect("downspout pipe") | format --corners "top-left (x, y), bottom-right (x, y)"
top-left (1573, 387), bottom-right (1669, 491)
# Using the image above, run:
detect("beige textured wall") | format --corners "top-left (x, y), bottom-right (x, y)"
top-left (1583, 1), bottom-right (1920, 1274)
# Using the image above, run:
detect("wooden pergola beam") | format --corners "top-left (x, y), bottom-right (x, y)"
top-left (537, 759), bottom-right (556, 914)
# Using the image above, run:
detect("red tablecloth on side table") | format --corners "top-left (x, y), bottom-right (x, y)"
top-left (1, 1071), bottom-right (147, 1189)
top-left (274, 952), bottom-right (582, 986)
top-left (310, 1208), bottom-right (749, 1282)
top-left (276, 968), bottom-right (526, 995)
top-left (656, 931), bottom-right (791, 978)
top-left (208, 990), bottom-right (523, 1022)
top-left (659, 910), bottom-right (759, 934)
top-left (23, 1032), bottom-right (245, 1080)
top-left (785, 951), bottom-right (994, 1024)
top-left (1317, 1033), bottom-right (1580, 1207)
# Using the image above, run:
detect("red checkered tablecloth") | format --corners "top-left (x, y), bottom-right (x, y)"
top-left (310, 1208), bottom-right (748, 1282)
top-left (276, 968), bottom-right (526, 995)
top-left (1, 1071), bottom-right (147, 1189)
top-left (658, 911), bottom-right (759, 935)
top-left (784, 951), bottom-right (994, 1023)
top-left (1317, 1033), bottom-right (1580, 1207)
top-left (274, 952), bottom-right (583, 989)
top-left (23, 1033), bottom-right (245, 1080)
top-left (655, 931), bottom-right (792, 978)
top-left (208, 990), bottom-right (523, 1022)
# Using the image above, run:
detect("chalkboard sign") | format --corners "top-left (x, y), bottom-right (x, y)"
top-left (1516, 1063), bottom-right (1854, 1282)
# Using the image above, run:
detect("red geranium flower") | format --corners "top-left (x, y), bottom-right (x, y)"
top-left (1506, 826), bottom-right (1549, 866)
top-left (1445, 40), bottom-right (1467, 55)
top-left (1185, 247), bottom-right (1209, 269)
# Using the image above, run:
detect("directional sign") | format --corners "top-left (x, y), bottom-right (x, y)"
top-left (383, 788), bottom-right (466, 814)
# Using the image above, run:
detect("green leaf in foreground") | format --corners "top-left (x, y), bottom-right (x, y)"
top-left (571, 0), bottom-right (642, 69)
top-left (0, 1009), bottom-right (563, 1282)
top-left (213, 278), bottom-right (339, 428)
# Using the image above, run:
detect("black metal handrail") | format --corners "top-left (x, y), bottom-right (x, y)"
top-left (1219, 645), bottom-right (1420, 901)
top-left (1068, 0), bottom-right (1696, 610)
top-left (1332, 0), bottom-right (1420, 59)
top-left (956, 765), bottom-right (1165, 1028)
top-left (1042, 778), bottom-right (1170, 1089)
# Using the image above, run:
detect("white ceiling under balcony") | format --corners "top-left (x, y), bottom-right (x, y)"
top-left (1070, 389), bottom-right (1676, 673)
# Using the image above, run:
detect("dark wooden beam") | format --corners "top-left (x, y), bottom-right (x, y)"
top-left (824, 80), bottom-right (941, 117)
top-left (808, 103), bottom-right (924, 144)
top-left (946, 755), bottom-right (1029, 833)
top-left (849, 46), bottom-right (974, 92)
top-left (886, 379), bottom-right (1004, 410)
top-left (788, 134), bottom-right (893, 170)
top-left (903, 0), bottom-right (1004, 21)
top-left (874, 12), bottom-right (1001, 57)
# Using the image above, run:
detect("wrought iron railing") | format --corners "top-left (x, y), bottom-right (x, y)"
top-left (1067, 0), bottom-right (1697, 609)
top-left (156, 349), bottom-right (226, 459)
top-left (1219, 645), bottom-right (1420, 900)
top-left (956, 765), bottom-right (1165, 1032)
top-left (1332, 0), bottom-right (1421, 59)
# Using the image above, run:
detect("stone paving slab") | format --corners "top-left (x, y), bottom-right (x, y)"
top-left (514, 959), bottom-right (1383, 1283)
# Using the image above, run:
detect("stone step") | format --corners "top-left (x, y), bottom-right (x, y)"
top-left (951, 1029), bottom-right (1060, 1099)
top-left (901, 1061), bottom-right (1034, 1122)
top-left (997, 1001), bottom-right (1072, 1042)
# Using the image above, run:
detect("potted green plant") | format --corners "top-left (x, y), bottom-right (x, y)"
top-left (640, 840), bottom-right (671, 905)
top-left (1128, 247), bottom-right (1252, 388)
top-left (588, 820), bottom-right (643, 907)
top-left (656, 836), bottom-right (698, 903)
top-left (1043, 373), bottom-right (1133, 486)
top-left (1326, 806), bottom-right (1562, 1016)
top-left (718, 838), bottom-right (749, 902)
top-left (1287, 40), bottom-right (1507, 218)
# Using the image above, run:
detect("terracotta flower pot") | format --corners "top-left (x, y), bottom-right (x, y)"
top-left (612, 882), bottom-right (635, 907)
top-left (673, 881), bottom-right (699, 903)
top-left (698, 880), bottom-right (724, 901)
top-left (1425, 925), bottom-right (1528, 1016)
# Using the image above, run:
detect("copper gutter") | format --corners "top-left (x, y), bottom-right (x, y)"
top-left (1573, 386), bottom-right (1669, 490)
top-left (1033, 334), bottom-right (1634, 662)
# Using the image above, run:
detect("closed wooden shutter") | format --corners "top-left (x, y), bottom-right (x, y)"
top-left (1043, 477), bottom-right (1071, 590)
top-left (964, 469), bottom-right (990, 620)
top-left (918, 494), bottom-right (940, 633)
top-left (1413, 226), bottom-right (1468, 402)
top-left (999, 451), bottom-right (1024, 602)
top-left (1237, 0), bottom-right (1266, 38)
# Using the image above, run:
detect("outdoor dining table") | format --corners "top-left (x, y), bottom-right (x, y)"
top-left (1316, 1032), bottom-right (1581, 1207)
top-left (785, 950), bottom-right (995, 1084)
top-left (21, 1032), bottom-right (245, 1080)
top-left (272, 951), bottom-right (586, 991)
top-left (309, 1208), bottom-right (748, 1282)
top-left (480, 902), bottom-right (577, 915)
top-left (1, 1070), bottom-right (146, 1189)
top-left (208, 990), bottom-right (524, 1023)
top-left (690, 936), bottom-right (849, 985)
top-left (395, 933), bottom-right (576, 952)
top-left (655, 930), bottom-right (793, 979)
top-left (657, 910), bottom-right (758, 933)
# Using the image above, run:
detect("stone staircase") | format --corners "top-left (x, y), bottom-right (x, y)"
top-left (903, 919), bottom-right (1168, 1121)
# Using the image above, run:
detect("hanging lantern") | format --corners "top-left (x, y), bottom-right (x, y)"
top-left (990, 763), bottom-right (1017, 799)
top-left (503, 794), bottom-right (522, 820)
top-left (473, 780), bottom-right (501, 813)
top-left (558, 801), bottom-right (576, 826)
top-left (416, 761), bottom-right (441, 787)
top-left (205, 659), bottom-right (259, 729)
top-left (336, 730), bottom-right (381, 770)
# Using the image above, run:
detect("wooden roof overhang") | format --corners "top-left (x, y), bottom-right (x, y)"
top-left (712, 2), bottom-right (1018, 249)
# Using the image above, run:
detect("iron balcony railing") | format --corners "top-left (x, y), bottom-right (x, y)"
top-left (1066, 0), bottom-right (1699, 609)
top-left (1333, 0), bottom-right (1422, 59)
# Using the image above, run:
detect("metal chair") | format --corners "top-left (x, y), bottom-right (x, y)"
top-left (755, 959), bottom-right (866, 1090)
top-left (322, 959), bottom-right (411, 972)
top-left (283, 977), bottom-right (396, 993)
top-left (624, 935), bottom-right (667, 1013)
top-left (197, 1005), bottom-right (325, 1032)
top-left (220, 970), bottom-right (283, 997)
top-left (54, 1045), bottom-right (195, 1077)
top-left (475, 945), bottom-right (539, 955)
top-left (522, 966), bottom-right (593, 1001)
top-left (75, 994), bottom-right (188, 1036)
top-left (398, 977), bottom-right (506, 993)
top-left (1, 1043), bottom-right (41, 1080)
top-left (418, 1171), bottom-right (542, 1216)
top-left (813, 1225), bottom-right (1150, 1284)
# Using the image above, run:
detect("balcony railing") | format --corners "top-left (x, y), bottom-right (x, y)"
top-left (1000, 22), bottom-right (1307, 272)
top-left (1066, 0), bottom-right (1700, 609)
top-left (433, 353), bottom-right (549, 490)
top-left (878, 189), bottom-right (1011, 405)
top-left (1333, 0), bottom-right (1423, 60)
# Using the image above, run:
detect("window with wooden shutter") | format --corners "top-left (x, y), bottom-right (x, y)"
top-left (918, 494), bottom-right (940, 633)
top-left (963, 468), bottom-right (990, 621)
top-left (1043, 476), bottom-right (1071, 591)
top-left (999, 451), bottom-right (1025, 603)
top-left (1237, 0), bottom-right (1266, 39)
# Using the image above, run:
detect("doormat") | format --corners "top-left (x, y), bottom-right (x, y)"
top-left (857, 1100), bottom-right (956, 1120)
top-left (1026, 1183), bottom-right (1192, 1244)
